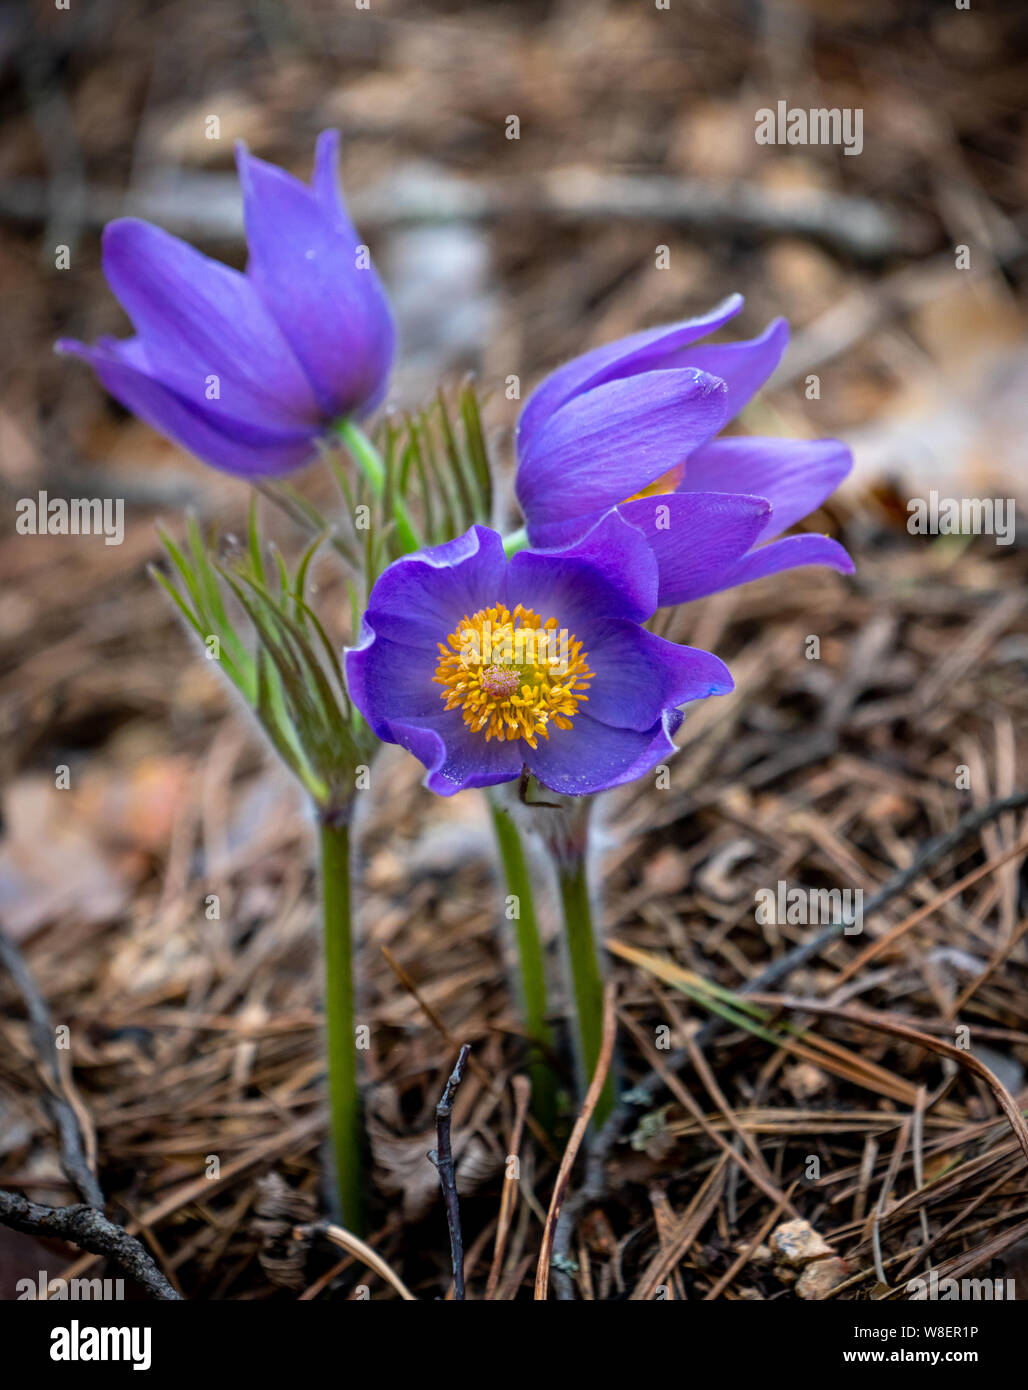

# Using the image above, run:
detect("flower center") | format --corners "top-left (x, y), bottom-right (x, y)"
top-left (434, 603), bottom-right (593, 747)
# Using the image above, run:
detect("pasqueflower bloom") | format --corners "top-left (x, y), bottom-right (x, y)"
top-left (57, 131), bottom-right (394, 479)
top-left (345, 513), bottom-right (733, 797)
top-left (515, 294), bottom-right (853, 606)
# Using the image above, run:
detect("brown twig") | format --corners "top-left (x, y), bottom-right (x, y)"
top-left (313, 1222), bottom-right (418, 1301)
top-left (949, 911), bottom-right (1028, 1020)
top-left (748, 994), bottom-right (1028, 1166)
top-left (485, 1074), bottom-right (531, 1301)
top-left (535, 982), bottom-right (617, 1301)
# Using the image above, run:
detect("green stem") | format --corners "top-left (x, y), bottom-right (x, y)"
top-left (334, 419), bottom-right (422, 554)
top-left (318, 814), bottom-right (364, 1231)
top-left (487, 797), bottom-right (558, 1131)
top-left (556, 849), bottom-right (616, 1127)
top-left (502, 525), bottom-right (529, 557)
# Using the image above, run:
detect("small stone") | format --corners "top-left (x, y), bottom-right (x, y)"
top-left (736, 1241), bottom-right (771, 1263)
top-left (770, 1218), bottom-right (835, 1267)
top-left (797, 1257), bottom-right (849, 1300)
top-left (783, 1062), bottom-right (829, 1101)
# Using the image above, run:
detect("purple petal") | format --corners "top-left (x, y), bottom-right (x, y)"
top-left (614, 491), bottom-right (772, 607)
top-left (702, 533), bottom-right (855, 596)
top-left (507, 511), bottom-right (659, 630)
top-left (517, 294), bottom-right (744, 445)
top-left (56, 336), bottom-right (318, 478)
top-left (236, 135), bottom-right (394, 421)
top-left (360, 525), bottom-right (508, 648)
top-left (674, 318), bottom-right (789, 423)
top-left (344, 622), bottom-right (443, 732)
top-left (522, 514), bottom-right (596, 552)
top-left (584, 620), bottom-right (733, 730)
top-left (99, 218), bottom-right (320, 430)
top-left (379, 711), bottom-right (524, 796)
top-left (516, 369), bottom-right (731, 525)
top-left (311, 129), bottom-right (354, 224)
top-left (345, 546), bottom-right (524, 796)
top-left (681, 436), bottom-right (852, 542)
top-left (525, 712), bottom-right (678, 796)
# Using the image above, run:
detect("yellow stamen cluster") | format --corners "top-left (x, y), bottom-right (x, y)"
top-left (434, 603), bottom-right (593, 748)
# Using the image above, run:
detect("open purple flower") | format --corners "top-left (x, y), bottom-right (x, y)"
top-left (345, 513), bottom-right (733, 797)
top-left (57, 131), bottom-right (394, 479)
top-left (515, 294), bottom-right (853, 606)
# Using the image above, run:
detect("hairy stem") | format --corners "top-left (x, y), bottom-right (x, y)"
top-left (555, 841), bottom-right (616, 1127)
top-left (502, 525), bottom-right (529, 557)
top-left (319, 814), bottom-right (364, 1231)
top-left (335, 418), bottom-right (421, 554)
top-left (488, 796), bottom-right (558, 1131)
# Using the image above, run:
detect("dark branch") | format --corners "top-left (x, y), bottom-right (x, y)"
top-left (430, 1044), bottom-right (471, 1300)
top-left (0, 1190), bottom-right (182, 1301)
top-left (0, 927), bottom-right (104, 1209)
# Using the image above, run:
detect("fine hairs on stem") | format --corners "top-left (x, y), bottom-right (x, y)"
top-left (532, 792), bottom-right (616, 1127)
top-left (318, 810), bottom-right (364, 1233)
top-left (488, 788), bottom-right (559, 1132)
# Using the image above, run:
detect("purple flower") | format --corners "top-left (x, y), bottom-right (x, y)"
top-left (515, 294), bottom-right (853, 606)
top-left (345, 513), bottom-right (733, 797)
top-left (57, 131), bottom-right (394, 479)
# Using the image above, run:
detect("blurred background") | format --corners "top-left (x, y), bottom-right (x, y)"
top-left (1, 0), bottom-right (1027, 1301)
